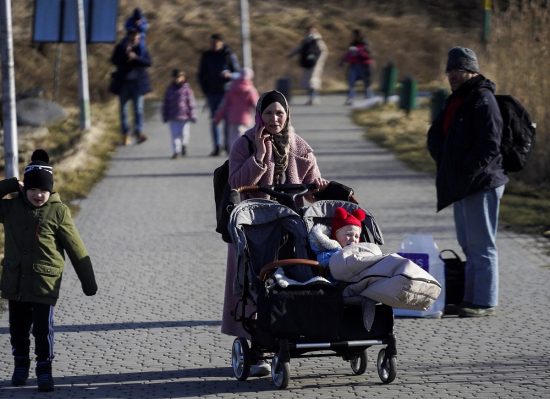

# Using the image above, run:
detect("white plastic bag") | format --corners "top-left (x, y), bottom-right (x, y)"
top-left (394, 234), bottom-right (446, 318)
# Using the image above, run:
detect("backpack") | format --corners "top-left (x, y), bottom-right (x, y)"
top-left (213, 136), bottom-right (253, 243)
top-left (299, 38), bottom-right (321, 68)
top-left (494, 94), bottom-right (536, 173)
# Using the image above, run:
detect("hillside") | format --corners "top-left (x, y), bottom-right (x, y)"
top-left (5, 0), bottom-right (549, 184)
top-left (9, 0), bottom-right (484, 101)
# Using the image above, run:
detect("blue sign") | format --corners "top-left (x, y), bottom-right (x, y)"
top-left (33, 0), bottom-right (118, 43)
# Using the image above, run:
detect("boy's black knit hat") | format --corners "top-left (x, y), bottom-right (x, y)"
top-left (23, 149), bottom-right (53, 192)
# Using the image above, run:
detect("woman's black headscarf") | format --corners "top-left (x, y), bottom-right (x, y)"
top-left (255, 91), bottom-right (291, 184)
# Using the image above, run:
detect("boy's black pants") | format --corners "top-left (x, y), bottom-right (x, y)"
top-left (9, 301), bottom-right (55, 362)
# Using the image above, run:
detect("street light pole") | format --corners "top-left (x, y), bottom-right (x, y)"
top-left (0, 0), bottom-right (19, 178)
top-left (239, 0), bottom-right (252, 69)
top-left (76, 0), bottom-right (91, 130)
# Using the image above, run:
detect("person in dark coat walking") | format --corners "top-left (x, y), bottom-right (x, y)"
top-left (427, 47), bottom-right (508, 317)
top-left (198, 33), bottom-right (240, 156)
top-left (110, 29), bottom-right (152, 146)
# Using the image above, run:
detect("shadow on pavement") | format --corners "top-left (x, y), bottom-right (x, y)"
top-left (2, 355), bottom-right (546, 398)
top-left (0, 367), bottom-right (382, 398)
top-left (0, 367), bottom-right (277, 398)
top-left (105, 172), bottom-right (213, 179)
top-left (0, 320), bottom-right (221, 334)
top-left (323, 173), bottom-right (428, 182)
top-left (111, 155), bottom-right (178, 162)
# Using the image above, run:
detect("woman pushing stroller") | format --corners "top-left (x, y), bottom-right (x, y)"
top-left (221, 90), bottom-right (328, 375)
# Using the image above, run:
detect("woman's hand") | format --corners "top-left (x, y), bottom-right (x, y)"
top-left (305, 177), bottom-right (329, 203)
top-left (312, 177), bottom-right (329, 192)
top-left (253, 122), bottom-right (270, 164)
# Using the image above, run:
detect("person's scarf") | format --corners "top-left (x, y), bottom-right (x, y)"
top-left (271, 132), bottom-right (290, 184)
top-left (443, 74), bottom-right (484, 137)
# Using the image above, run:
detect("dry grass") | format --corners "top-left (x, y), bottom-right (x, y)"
top-left (352, 99), bottom-right (435, 174)
top-left (489, 2), bottom-right (550, 185)
top-left (11, 0), bottom-right (482, 101)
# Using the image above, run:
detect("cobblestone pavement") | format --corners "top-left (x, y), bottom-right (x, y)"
top-left (1, 94), bottom-right (549, 398)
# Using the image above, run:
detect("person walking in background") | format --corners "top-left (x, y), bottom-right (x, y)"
top-left (340, 29), bottom-right (374, 105)
top-left (109, 29), bottom-right (152, 146)
top-left (198, 33), bottom-right (240, 156)
top-left (287, 25), bottom-right (328, 105)
top-left (213, 67), bottom-right (259, 152)
top-left (427, 47), bottom-right (507, 318)
top-left (0, 150), bottom-right (97, 392)
top-left (124, 7), bottom-right (148, 49)
top-left (162, 69), bottom-right (197, 159)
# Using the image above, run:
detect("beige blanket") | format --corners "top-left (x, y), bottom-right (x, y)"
top-left (329, 244), bottom-right (441, 310)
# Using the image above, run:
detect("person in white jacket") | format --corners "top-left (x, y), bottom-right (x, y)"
top-left (287, 25), bottom-right (329, 105)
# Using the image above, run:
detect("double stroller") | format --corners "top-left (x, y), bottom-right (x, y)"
top-left (227, 183), bottom-right (397, 389)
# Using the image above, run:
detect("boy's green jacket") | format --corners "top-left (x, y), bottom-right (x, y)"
top-left (0, 177), bottom-right (97, 305)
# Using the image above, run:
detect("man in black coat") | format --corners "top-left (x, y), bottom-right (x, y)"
top-left (427, 47), bottom-right (508, 317)
top-left (198, 33), bottom-right (240, 156)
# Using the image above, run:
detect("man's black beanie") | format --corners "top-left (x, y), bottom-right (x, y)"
top-left (446, 47), bottom-right (480, 73)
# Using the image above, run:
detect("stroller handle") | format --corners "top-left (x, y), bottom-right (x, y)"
top-left (236, 183), bottom-right (317, 211)
top-left (259, 258), bottom-right (325, 282)
top-left (236, 183), bottom-right (316, 195)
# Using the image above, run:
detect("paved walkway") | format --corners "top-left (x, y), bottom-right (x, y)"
top-left (1, 94), bottom-right (549, 398)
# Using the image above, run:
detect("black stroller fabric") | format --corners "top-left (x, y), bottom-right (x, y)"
top-left (228, 196), bottom-right (394, 350)
top-left (257, 284), bottom-right (343, 339)
top-left (229, 199), bottom-right (315, 303)
top-left (313, 181), bottom-right (354, 202)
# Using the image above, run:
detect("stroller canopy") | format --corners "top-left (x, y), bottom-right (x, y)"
top-left (229, 199), bottom-right (314, 298)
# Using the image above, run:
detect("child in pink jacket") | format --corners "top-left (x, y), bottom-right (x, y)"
top-left (214, 67), bottom-right (259, 152)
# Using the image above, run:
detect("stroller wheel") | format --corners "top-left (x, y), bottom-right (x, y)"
top-left (376, 348), bottom-right (397, 384)
top-left (350, 349), bottom-right (367, 375)
top-left (231, 337), bottom-right (251, 381)
top-left (271, 354), bottom-right (290, 389)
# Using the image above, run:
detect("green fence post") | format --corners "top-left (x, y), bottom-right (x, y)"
top-left (430, 89), bottom-right (449, 122)
top-left (380, 62), bottom-right (398, 103)
top-left (399, 77), bottom-right (417, 115)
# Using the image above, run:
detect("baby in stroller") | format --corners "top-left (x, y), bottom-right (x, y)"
top-left (309, 206), bottom-right (383, 269)
top-left (307, 205), bottom-right (442, 313)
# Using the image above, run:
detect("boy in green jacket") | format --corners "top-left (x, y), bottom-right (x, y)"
top-left (0, 149), bottom-right (97, 392)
